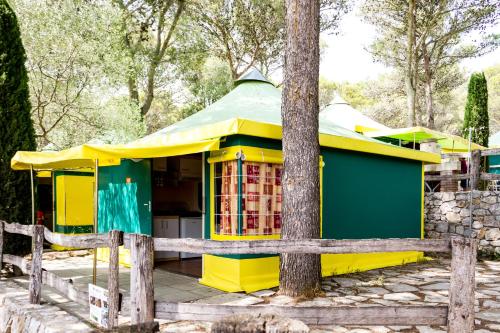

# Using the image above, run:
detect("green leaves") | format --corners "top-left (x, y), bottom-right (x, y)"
top-left (0, 0), bottom-right (36, 254)
top-left (462, 72), bottom-right (489, 147)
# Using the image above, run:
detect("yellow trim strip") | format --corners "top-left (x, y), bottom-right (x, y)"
top-left (235, 119), bottom-right (440, 164)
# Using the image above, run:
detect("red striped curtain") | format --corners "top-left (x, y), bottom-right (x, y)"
top-left (242, 162), bottom-right (282, 235)
top-left (219, 160), bottom-right (283, 236)
top-left (219, 160), bottom-right (238, 235)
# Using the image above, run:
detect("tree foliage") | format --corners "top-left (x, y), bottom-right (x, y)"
top-left (484, 64), bottom-right (500, 134)
top-left (112, 0), bottom-right (186, 118)
top-left (13, 0), bottom-right (146, 149)
top-left (462, 72), bottom-right (489, 146)
top-left (190, 0), bottom-right (350, 82)
top-left (362, 0), bottom-right (499, 128)
top-left (0, 0), bottom-right (36, 254)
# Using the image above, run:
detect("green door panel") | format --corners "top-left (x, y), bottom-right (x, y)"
top-left (321, 148), bottom-right (422, 240)
top-left (98, 159), bottom-right (152, 235)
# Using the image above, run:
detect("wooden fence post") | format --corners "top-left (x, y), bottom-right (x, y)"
top-left (29, 225), bottom-right (44, 304)
top-left (130, 233), bottom-right (155, 328)
top-left (470, 149), bottom-right (481, 190)
top-left (108, 230), bottom-right (123, 329)
top-left (0, 221), bottom-right (3, 270)
top-left (448, 236), bottom-right (477, 333)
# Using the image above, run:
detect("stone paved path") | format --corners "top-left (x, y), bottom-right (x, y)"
top-left (160, 258), bottom-right (500, 333)
top-left (2, 254), bottom-right (500, 332)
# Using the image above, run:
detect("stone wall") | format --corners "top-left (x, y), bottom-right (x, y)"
top-left (0, 279), bottom-right (93, 333)
top-left (425, 191), bottom-right (500, 257)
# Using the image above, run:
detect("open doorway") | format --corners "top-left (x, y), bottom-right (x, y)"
top-left (151, 154), bottom-right (203, 277)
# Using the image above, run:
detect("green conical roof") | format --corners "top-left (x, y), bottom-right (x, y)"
top-left (144, 71), bottom-right (380, 144)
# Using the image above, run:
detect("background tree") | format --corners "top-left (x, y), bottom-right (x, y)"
top-left (363, 0), bottom-right (499, 129)
top-left (485, 64), bottom-right (500, 134)
top-left (280, 0), bottom-right (321, 297)
top-left (462, 72), bottom-right (489, 146)
top-left (191, 0), bottom-right (350, 82)
top-left (113, 0), bottom-right (186, 118)
top-left (0, 0), bottom-right (36, 254)
top-left (13, 0), bottom-right (146, 148)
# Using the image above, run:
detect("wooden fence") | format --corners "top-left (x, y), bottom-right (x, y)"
top-left (0, 220), bottom-right (477, 332)
top-left (424, 148), bottom-right (500, 189)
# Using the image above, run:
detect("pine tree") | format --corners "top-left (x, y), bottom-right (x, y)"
top-left (462, 72), bottom-right (489, 147)
top-left (0, 0), bottom-right (37, 254)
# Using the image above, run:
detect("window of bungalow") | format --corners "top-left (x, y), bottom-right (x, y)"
top-left (214, 159), bottom-right (283, 236)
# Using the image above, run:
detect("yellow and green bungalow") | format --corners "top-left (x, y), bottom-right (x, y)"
top-left (12, 69), bottom-right (440, 292)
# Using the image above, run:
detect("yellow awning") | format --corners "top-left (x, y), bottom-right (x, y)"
top-left (11, 138), bottom-right (220, 171)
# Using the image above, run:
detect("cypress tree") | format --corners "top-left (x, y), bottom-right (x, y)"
top-left (462, 72), bottom-right (489, 147)
top-left (0, 0), bottom-right (37, 254)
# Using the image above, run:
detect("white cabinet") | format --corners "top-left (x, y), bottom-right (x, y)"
top-left (153, 216), bottom-right (179, 260)
top-left (180, 217), bottom-right (202, 258)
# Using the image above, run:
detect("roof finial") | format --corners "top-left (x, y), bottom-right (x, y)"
top-left (235, 68), bottom-right (273, 86)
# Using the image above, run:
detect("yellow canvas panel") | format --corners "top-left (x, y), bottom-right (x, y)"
top-left (201, 252), bottom-right (424, 293)
top-left (97, 246), bottom-right (132, 267)
top-left (321, 252), bottom-right (424, 276)
top-left (64, 175), bottom-right (93, 226)
top-left (50, 243), bottom-right (79, 251)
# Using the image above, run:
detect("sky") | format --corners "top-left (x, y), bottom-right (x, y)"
top-left (319, 6), bottom-right (500, 83)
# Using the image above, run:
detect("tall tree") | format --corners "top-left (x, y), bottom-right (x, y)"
top-left (13, 0), bottom-right (146, 149)
top-left (418, 0), bottom-right (498, 129)
top-left (280, 0), bottom-right (321, 297)
top-left (113, 0), bottom-right (186, 118)
top-left (462, 72), bottom-right (489, 147)
top-left (363, 0), bottom-right (499, 128)
top-left (405, 0), bottom-right (417, 126)
top-left (191, 0), bottom-right (350, 80)
top-left (0, 0), bottom-right (36, 254)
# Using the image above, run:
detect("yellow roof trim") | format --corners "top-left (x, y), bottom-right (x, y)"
top-left (12, 118), bottom-right (440, 172)
top-left (11, 139), bottom-right (220, 171)
top-left (235, 119), bottom-right (440, 164)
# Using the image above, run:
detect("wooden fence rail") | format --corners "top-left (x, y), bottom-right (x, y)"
top-left (150, 237), bottom-right (452, 254)
top-left (154, 303), bottom-right (448, 326)
top-left (0, 220), bottom-right (478, 332)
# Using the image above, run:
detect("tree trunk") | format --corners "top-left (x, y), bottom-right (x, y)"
top-left (423, 47), bottom-right (434, 129)
top-left (405, 0), bottom-right (417, 127)
top-left (128, 76), bottom-right (140, 104)
top-left (279, 0), bottom-right (321, 298)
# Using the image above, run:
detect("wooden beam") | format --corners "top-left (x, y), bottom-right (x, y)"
top-left (155, 302), bottom-right (448, 326)
top-left (480, 173), bottom-right (500, 181)
top-left (470, 150), bottom-right (481, 190)
top-left (42, 270), bottom-right (88, 306)
top-left (424, 174), bottom-right (470, 181)
top-left (29, 225), bottom-right (44, 304)
top-left (152, 238), bottom-right (451, 255)
top-left (477, 148), bottom-right (500, 156)
top-left (0, 220), bottom-right (33, 236)
top-left (448, 237), bottom-right (477, 333)
top-left (108, 230), bottom-right (123, 329)
top-left (107, 321), bottom-right (159, 333)
top-left (44, 228), bottom-right (109, 248)
top-left (130, 234), bottom-right (155, 326)
top-left (442, 152), bottom-right (470, 158)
